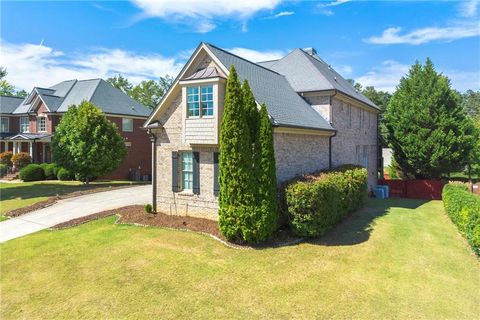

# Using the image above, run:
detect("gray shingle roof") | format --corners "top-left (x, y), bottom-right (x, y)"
top-left (204, 43), bottom-right (334, 131)
top-left (265, 49), bottom-right (378, 110)
top-left (4, 79), bottom-right (151, 117)
top-left (0, 96), bottom-right (24, 114)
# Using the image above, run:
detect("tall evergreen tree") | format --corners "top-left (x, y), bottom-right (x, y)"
top-left (385, 58), bottom-right (477, 179)
top-left (254, 103), bottom-right (278, 240)
top-left (218, 66), bottom-right (255, 241)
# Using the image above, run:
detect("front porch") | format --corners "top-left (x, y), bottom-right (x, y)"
top-left (0, 134), bottom-right (52, 163)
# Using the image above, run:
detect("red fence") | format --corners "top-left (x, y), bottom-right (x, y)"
top-left (378, 179), bottom-right (446, 200)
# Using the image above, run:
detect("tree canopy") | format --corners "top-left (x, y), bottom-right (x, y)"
top-left (51, 101), bottom-right (127, 184)
top-left (106, 74), bottom-right (173, 109)
top-left (384, 58), bottom-right (477, 179)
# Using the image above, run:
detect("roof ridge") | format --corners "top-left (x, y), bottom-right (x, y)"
top-left (86, 79), bottom-right (103, 101)
top-left (204, 42), bottom-right (282, 76)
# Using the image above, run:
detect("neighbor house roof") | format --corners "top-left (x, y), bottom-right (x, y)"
top-left (0, 96), bottom-right (25, 114)
top-left (204, 43), bottom-right (335, 131)
top-left (258, 49), bottom-right (378, 110)
top-left (3, 79), bottom-right (151, 117)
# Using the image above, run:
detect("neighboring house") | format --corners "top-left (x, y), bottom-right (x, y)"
top-left (144, 42), bottom-right (380, 219)
top-left (0, 79), bottom-right (152, 180)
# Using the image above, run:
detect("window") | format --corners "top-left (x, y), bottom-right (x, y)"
top-left (181, 152), bottom-right (193, 191)
top-left (122, 118), bottom-right (133, 132)
top-left (37, 117), bottom-right (46, 132)
top-left (0, 117), bottom-right (9, 133)
top-left (187, 85), bottom-right (213, 117)
top-left (20, 117), bottom-right (29, 133)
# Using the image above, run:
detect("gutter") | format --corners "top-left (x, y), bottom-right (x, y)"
top-left (147, 128), bottom-right (158, 212)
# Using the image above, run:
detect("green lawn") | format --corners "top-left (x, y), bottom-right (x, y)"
top-left (1, 199), bottom-right (478, 319)
top-left (0, 180), bottom-right (144, 219)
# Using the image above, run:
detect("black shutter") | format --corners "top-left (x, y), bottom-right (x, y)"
top-left (213, 152), bottom-right (219, 196)
top-left (192, 152), bottom-right (200, 195)
top-left (172, 151), bottom-right (179, 192)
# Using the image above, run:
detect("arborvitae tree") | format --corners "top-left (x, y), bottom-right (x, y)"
top-left (51, 101), bottom-right (127, 185)
top-left (218, 66), bottom-right (255, 241)
top-left (253, 103), bottom-right (278, 241)
top-left (385, 58), bottom-right (477, 179)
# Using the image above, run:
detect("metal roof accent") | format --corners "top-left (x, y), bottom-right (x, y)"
top-left (182, 67), bottom-right (225, 80)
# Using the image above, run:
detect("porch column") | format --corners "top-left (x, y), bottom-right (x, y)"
top-left (42, 143), bottom-right (46, 163)
top-left (13, 141), bottom-right (17, 154)
top-left (29, 141), bottom-right (33, 159)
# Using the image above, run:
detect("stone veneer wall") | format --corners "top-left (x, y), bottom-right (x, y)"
top-left (273, 132), bottom-right (330, 183)
top-left (329, 96), bottom-right (378, 188)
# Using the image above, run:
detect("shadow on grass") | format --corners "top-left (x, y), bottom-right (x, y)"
top-left (308, 198), bottom-right (429, 247)
top-left (0, 181), bottom-right (146, 202)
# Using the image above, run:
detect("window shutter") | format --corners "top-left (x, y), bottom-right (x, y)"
top-left (213, 152), bottom-right (219, 196)
top-left (192, 152), bottom-right (200, 195)
top-left (172, 151), bottom-right (179, 192)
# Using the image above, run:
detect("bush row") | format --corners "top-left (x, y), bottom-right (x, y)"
top-left (0, 151), bottom-right (32, 169)
top-left (19, 163), bottom-right (74, 182)
top-left (442, 184), bottom-right (480, 255)
top-left (284, 165), bottom-right (368, 237)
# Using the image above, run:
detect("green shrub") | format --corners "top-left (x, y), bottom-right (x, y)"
top-left (0, 163), bottom-right (7, 176)
top-left (442, 184), bottom-right (480, 255)
top-left (284, 167), bottom-right (368, 237)
top-left (144, 204), bottom-right (153, 214)
top-left (19, 164), bottom-right (45, 182)
top-left (11, 152), bottom-right (31, 169)
top-left (57, 168), bottom-right (73, 181)
top-left (40, 163), bottom-right (57, 180)
top-left (0, 151), bottom-right (13, 166)
top-left (53, 164), bottom-right (61, 177)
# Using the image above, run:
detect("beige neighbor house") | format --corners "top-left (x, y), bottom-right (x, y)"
top-left (144, 42), bottom-right (380, 219)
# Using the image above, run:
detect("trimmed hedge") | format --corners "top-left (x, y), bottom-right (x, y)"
top-left (0, 163), bottom-right (7, 176)
top-left (57, 168), bottom-right (73, 181)
top-left (442, 184), bottom-right (480, 255)
top-left (40, 163), bottom-right (57, 180)
top-left (19, 164), bottom-right (45, 182)
top-left (284, 166), bottom-right (368, 237)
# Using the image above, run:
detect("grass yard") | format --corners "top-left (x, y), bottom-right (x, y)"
top-left (0, 180), bottom-right (144, 219)
top-left (1, 199), bottom-right (479, 319)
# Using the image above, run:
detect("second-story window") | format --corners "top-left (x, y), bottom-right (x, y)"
top-left (38, 117), bottom-right (47, 132)
top-left (20, 117), bottom-right (29, 133)
top-left (187, 85), bottom-right (213, 117)
top-left (0, 117), bottom-right (9, 133)
top-left (122, 118), bottom-right (133, 132)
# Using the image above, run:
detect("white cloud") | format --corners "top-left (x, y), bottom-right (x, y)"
top-left (0, 40), bottom-right (183, 90)
top-left (264, 11), bottom-right (294, 19)
top-left (228, 47), bottom-right (286, 62)
top-left (317, 0), bottom-right (350, 15)
top-left (335, 64), bottom-right (353, 76)
top-left (355, 60), bottom-right (480, 93)
top-left (365, 22), bottom-right (480, 45)
top-left (130, 0), bottom-right (282, 32)
top-left (458, 0), bottom-right (480, 17)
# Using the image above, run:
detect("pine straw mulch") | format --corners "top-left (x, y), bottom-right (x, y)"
top-left (51, 205), bottom-right (303, 249)
top-left (5, 184), bottom-right (146, 218)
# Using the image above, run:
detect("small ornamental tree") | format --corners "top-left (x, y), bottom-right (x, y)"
top-left (51, 101), bottom-right (127, 185)
top-left (218, 66), bottom-right (255, 242)
top-left (11, 152), bottom-right (31, 169)
top-left (385, 58), bottom-right (477, 179)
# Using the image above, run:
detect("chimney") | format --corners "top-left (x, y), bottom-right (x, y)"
top-left (303, 47), bottom-right (317, 56)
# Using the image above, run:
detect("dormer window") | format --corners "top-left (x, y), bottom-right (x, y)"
top-left (187, 85), bottom-right (213, 117)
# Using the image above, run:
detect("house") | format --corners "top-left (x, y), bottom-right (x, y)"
top-left (0, 79), bottom-right (152, 180)
top-left (144, 43), bottom-right (380, 219)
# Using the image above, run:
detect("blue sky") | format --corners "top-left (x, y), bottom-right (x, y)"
top-left (1, 0), bottom-right (479, 92)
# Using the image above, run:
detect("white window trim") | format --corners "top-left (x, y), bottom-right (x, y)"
top-left (0, 117), bottom-right (9, 133)
top-left (122, 118), bottom-right (134, 132)
top-left (180, 151), bottom-right (194, 192)
top-left (20, 116), bottom-right (29, 133)
top-left (186, 85), bottom-right (214, 118)
top-left (37, 116), bottom-right (47, 132)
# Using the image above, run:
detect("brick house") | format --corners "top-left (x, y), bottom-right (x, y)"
top-left (144, 43), bottom-right (380, 219)
top-left (0, 79), bottom-right (152, 180)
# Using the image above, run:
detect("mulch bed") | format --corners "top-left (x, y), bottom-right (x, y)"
top-left (5, 184), bottom-right (146, 218)
top-left (51, 205), bottom-right (303, 249)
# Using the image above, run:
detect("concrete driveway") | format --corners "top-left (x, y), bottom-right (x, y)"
top-left (0, 184), bottom-right (151, 243)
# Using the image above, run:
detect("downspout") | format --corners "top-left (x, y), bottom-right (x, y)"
top-left (328, 90), bottom-right (338, 169)
top-left (147, 129), bottom-right (157, 213)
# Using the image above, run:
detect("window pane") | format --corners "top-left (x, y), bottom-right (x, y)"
top-left (181, 152), bottom-right (193, 190)
top-left (122, 118), bottom-right (133, 132)
top-left (200, 85), bottom-right (213, 116)
top-left (187, 86), bottom-right (200, 117)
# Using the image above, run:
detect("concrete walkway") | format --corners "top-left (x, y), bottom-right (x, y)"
top-left (0, 184), bottom-right (151, 243)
